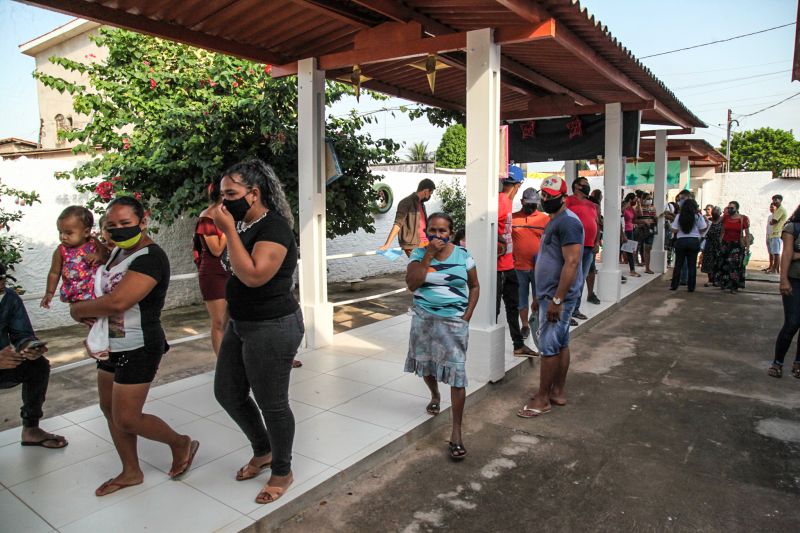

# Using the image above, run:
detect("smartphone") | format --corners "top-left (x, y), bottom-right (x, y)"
top-left (26, 340), bottom-right (48, 350)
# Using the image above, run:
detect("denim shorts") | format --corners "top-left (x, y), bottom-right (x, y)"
top-left (537, 298), bottom-right (577, 357)
top-left (515, 269), bottom-right (535, 311)
top-left (769, 237), bottom-right (782, 255)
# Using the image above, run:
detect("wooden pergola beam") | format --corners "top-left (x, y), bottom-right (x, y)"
top-left (500, 56), bottom-right (594, 105)
top-left (288, 0), bottom-right (373, 28)
top-left (18, 0), bottom-right (288, 65)
top-left (361, 79), bottom-right (466, 112)
top-left (495, 0), bottom-right (550, 23)
top-left (640, 127), bottom-right (695, 137)
top-left (350, 0), bottom-right (454, 36)
top-left (501, 99), bottom-right (653, 121)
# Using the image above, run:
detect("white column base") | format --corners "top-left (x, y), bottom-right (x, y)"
top-left (650, 249), bottom-right (667, 274)
top-left (467, 324), bottom-right (506, 384)
top-left (302, 302), bottom-right (334, 349)
top-left (596, 268), bottom-right (622, 303)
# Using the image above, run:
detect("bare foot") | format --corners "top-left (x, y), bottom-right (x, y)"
top-left (95, 471), bottom-right (144, 496)
top-left (256, 472), bottom-right (294, 504)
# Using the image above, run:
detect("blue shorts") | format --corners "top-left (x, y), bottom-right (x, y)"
top-left (537, 298), bottom-right (578, 357)
top-left (515, 269), bottom-right (535, 311)
top-left (768, 237), bottom-right (782, 255)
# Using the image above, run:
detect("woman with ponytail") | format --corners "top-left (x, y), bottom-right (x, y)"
top-left (669, 199), bottom-right (706, 292)
top-left (210, 159), bottom-right (304, 505)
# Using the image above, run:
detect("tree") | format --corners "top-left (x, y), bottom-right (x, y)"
top-left (35, 28), bottom-right (413, 238)
top-left (719, 127), bottom-right (800, 178)
top-left (0, 181), bottom-right (40, 291)
top-left (435, 124), bottom-right (466, 169)
top-left (405, 141), bottom-right (432, 162)
top-left (436, 179), bottom-right (466, 233)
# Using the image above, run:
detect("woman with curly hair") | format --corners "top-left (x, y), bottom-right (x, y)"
top-left (211, 159), bottom-right (304, 505)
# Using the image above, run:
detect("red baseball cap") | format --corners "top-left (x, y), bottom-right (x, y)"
top-left (541, 175), bottom-right (567, 196)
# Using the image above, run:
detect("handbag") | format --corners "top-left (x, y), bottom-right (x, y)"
top-left (739, 216), bottom-right (754, 248)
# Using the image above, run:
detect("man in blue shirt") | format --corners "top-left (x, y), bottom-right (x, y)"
top-left (0, 265), bottom-right (67, 448)
top-left (518, 176), bottom-right (583, 418)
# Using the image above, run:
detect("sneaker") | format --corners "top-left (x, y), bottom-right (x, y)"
top-left (521, 326), bottom-right (530, 339)
top-left (588, 293), bottom-right (601, 305)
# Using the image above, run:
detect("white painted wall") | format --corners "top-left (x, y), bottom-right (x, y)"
top-left (1, 156), bottom-right (201, 331)
top-left (700, 171), bottom-right (797, 262)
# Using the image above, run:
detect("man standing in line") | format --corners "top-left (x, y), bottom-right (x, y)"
top-left (768, 194), bottom-right (787, 274)
top-left (517, 176), bottom-right (583, 418)
top-left (499, 167), bottom-right (538, 357)
top-left (511, 188), bottom-right (549, 344)
top-left (380, 178), bottom-right (436, 257)
top-left (565, 176), bottom-right (599, 321)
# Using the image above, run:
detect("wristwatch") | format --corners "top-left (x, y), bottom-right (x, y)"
top-left (552, 296), bottom-right (562, 305)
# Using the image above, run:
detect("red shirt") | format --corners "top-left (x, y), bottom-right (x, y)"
top-left (721, 214), bottom-right (749, 242)
top-left (497, 194), bottom-right (514, 271)
top-left (511, 210), bottom-right (550, 270)
top-left (565, 195), bottom-right (598, 247)
top-left (417, 202), bottom-right (428, 245)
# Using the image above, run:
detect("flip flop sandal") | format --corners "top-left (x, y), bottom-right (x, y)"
top-left (569, 318), bottom-right (579, 327)
top-left (573, 313), bottom-right (588, 320)
top-left (95, 478), bottom-right (143, 497)
top-left (793, 364), bottom-right (800, 379)
top-left (513, 346), bottom-right (540, 358)
top-left (426, 400), bottom-right (441, 415)
top-left (170, 440), bottom-right (200, 479)
top-left (516, 405), bottom-right (551, 418)
top-left (448, 442), bottom-right (467, 460)
top-left (236, 460), bottom-right (272, 481)
top-left (21, 435), bottom-right (68, 449)
top-left (292, 359), bottom-right (303, 368)
top-left (255, 481), bottom-right (293, 504)
top-left (768, 365), bottom-right (782, 378)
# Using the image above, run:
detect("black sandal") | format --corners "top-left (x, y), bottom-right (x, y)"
top-left (792, 363), bottom-right (800, 379)
top-left (768, 364), bottom-right (782, 378)
top-left (448, 441), bottom-right (467, 460)
top-left (426, 399), bottom-right (440, 415)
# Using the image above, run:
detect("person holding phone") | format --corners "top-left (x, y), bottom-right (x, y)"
top-left (0, 264), bottom-right (67, 449)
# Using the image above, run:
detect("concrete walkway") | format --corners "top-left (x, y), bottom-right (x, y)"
top-left (272, 278), bottom-right (800, 532)
top-left (0, 273), bottom-right (655, 532)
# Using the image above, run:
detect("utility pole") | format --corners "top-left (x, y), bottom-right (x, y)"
top-left (725, 108), bottom-right (732, 173)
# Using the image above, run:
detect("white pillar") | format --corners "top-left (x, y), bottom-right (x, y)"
top-left (679, 156), bottom-right (690, 190)
top-left (465, 28), bottom-right (505, 383)
top-left (298, 58), bottom-right (333, 348)
top-left (597, 103), bottom-right (623, 303)
top-left (565, 160), bottom-right (577, 190)
top-left (651, 130), bottom-right (668, 273)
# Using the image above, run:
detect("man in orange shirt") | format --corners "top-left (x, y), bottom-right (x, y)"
top-left (512, 188), bottom-right (549, 343)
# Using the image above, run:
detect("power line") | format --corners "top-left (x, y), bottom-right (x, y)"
top-left (680, 74), bottom-right (795, 97)
top-left (640, 22), bottom-right (796, 59)
top-left (658, 59), bottom-right (791, 77)
top-left (674, 69), bottom-right (789, 90)
top-left (738, 91), bottom-right (800, 117)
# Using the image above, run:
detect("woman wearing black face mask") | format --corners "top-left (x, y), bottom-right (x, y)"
top-left (210, 159), bottom-right (304, 504)
top-left (717, 200), bottom-right (751, 293)
top-left (70, 196), bottom-right (199, 496)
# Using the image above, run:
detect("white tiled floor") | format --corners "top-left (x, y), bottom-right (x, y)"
top-left (0, 272), bottom-right (656, 532)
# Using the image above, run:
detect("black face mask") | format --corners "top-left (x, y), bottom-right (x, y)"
top-left (541, 197), bottom-right (563, 214)
top-left (578, 184), bottom-right (591, 196)
top-left (726, 207), bottom-right (736, 216)
top-left (523, 205), bottom-right (537, 215)
top-left (108, 225), bottom-right (142, 246)
top-left (223, 195), bottom-right (252, 222)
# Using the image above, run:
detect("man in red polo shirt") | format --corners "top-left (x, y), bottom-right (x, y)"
top-left (564, 176), bottom-right (600, 321)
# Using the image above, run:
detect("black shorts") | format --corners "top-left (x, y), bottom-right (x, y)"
top-left (97, 347), bottom-right (163, 385)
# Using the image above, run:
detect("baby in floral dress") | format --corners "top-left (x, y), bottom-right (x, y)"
top-left (41, 206), bottom-right (109, 307)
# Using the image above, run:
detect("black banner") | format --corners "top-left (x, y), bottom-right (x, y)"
top-left (507, 111), bottom-right (640, 163)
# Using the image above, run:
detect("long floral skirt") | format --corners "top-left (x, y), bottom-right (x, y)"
top-left (405, 306), bottom-right (469, 388)
top-left (716, 240), bottom-right (746, 289)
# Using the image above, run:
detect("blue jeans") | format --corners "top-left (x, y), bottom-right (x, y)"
top-left (515, 269), bottom-right (535, 311)
top-left (214, 308), bottom-right (305, 476)
top-left (537, 298), bottom-right (578, 357)
top-left (573, 247), bottom-right (594, 316)
top-left (774, 278), bottom-right (800, 366)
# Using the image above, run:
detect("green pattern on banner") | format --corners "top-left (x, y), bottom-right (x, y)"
top-left (625, 161), bottom-right (688, 187)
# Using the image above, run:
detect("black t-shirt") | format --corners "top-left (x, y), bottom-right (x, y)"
top-left (109, 244), bottom-right (170, 354)
top-left (226, 211), bottom-right (299, 321)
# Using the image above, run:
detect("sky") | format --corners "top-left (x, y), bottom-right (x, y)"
top-left (0, 0), bottom-right (798, 165)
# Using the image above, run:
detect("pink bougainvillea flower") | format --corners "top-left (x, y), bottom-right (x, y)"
top-left (143, 60), bottom-right (150, 66)
top-left (94, 181), bottom-right (114, 201)
top-left (264, 64), bottom-right (272, 74)
top-left (133, 192), bottom-right (142, 201)
top-left (232, 81), bottom-right (239, 88)
top-left (149, 78), bottom-right (157, 89)
top-left (209, 80), bottom-right (218, 87)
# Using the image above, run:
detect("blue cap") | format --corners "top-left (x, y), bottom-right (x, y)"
top-left (504, 165), bottom-right (525, 184)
